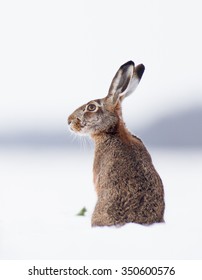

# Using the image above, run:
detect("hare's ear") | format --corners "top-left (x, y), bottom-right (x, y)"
top-left (107, 61), bottom-right (145, 104)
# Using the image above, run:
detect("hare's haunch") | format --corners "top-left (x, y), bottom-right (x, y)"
top-left (68, 61), bottom-right (165, 227)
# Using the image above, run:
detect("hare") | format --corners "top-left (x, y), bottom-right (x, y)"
top-left (68, 61), bottom-right (165, 227)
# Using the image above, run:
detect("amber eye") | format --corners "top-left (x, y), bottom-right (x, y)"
top-left (87, 104), bottom-right (97, 111)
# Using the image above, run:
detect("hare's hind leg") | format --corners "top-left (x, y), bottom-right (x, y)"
top-left (129, 195), bottom-right (165, 225)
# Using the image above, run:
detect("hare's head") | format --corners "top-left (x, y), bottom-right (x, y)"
top-left (68, 61), bottom-right (145, 136)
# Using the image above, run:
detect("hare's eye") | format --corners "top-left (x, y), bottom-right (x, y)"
top-left (87, 104), bottom-right (97, 111)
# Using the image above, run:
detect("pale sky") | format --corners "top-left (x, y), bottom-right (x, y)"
top-left (0, 0), bottom-right (201, 134)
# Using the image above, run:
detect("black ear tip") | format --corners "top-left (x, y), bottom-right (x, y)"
top-left (120, 60), bottom-right (135, 69)
top-left (136, 64), bottom-right (145, 80)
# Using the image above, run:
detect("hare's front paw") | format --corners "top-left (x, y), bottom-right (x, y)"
top-left (91, 211), bottom-right (113, 227)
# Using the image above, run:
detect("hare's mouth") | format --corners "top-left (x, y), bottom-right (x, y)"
top-left (70, 124), bottom-right (83, 132)
top-left (69, 121), bottom-right (88, 134)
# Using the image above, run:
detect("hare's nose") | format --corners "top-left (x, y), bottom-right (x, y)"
top-left (67, 116), bottom-right (72, 125)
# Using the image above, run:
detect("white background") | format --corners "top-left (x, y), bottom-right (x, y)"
top-left (1, 148), bottom-right (202, 259)
top-left (0, 0), bottom-right (202, 132)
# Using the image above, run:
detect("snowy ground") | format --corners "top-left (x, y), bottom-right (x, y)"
top-left (0, 147), bottom-right (202, 259)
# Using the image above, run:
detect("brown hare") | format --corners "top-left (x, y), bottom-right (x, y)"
top-left (68, 61), bottom-right (165, 227)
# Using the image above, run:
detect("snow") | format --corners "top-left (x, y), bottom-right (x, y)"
top-left (0, 147), bottom-right (202, 259)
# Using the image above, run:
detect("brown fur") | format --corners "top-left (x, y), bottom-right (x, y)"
top-left (68, 61), bottom-right (165, 227)
top-left (91, 110), bottom-right (164, 226)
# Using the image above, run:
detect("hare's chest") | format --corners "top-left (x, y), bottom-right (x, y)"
top-left (93, 152), bottom-right (114, 193)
